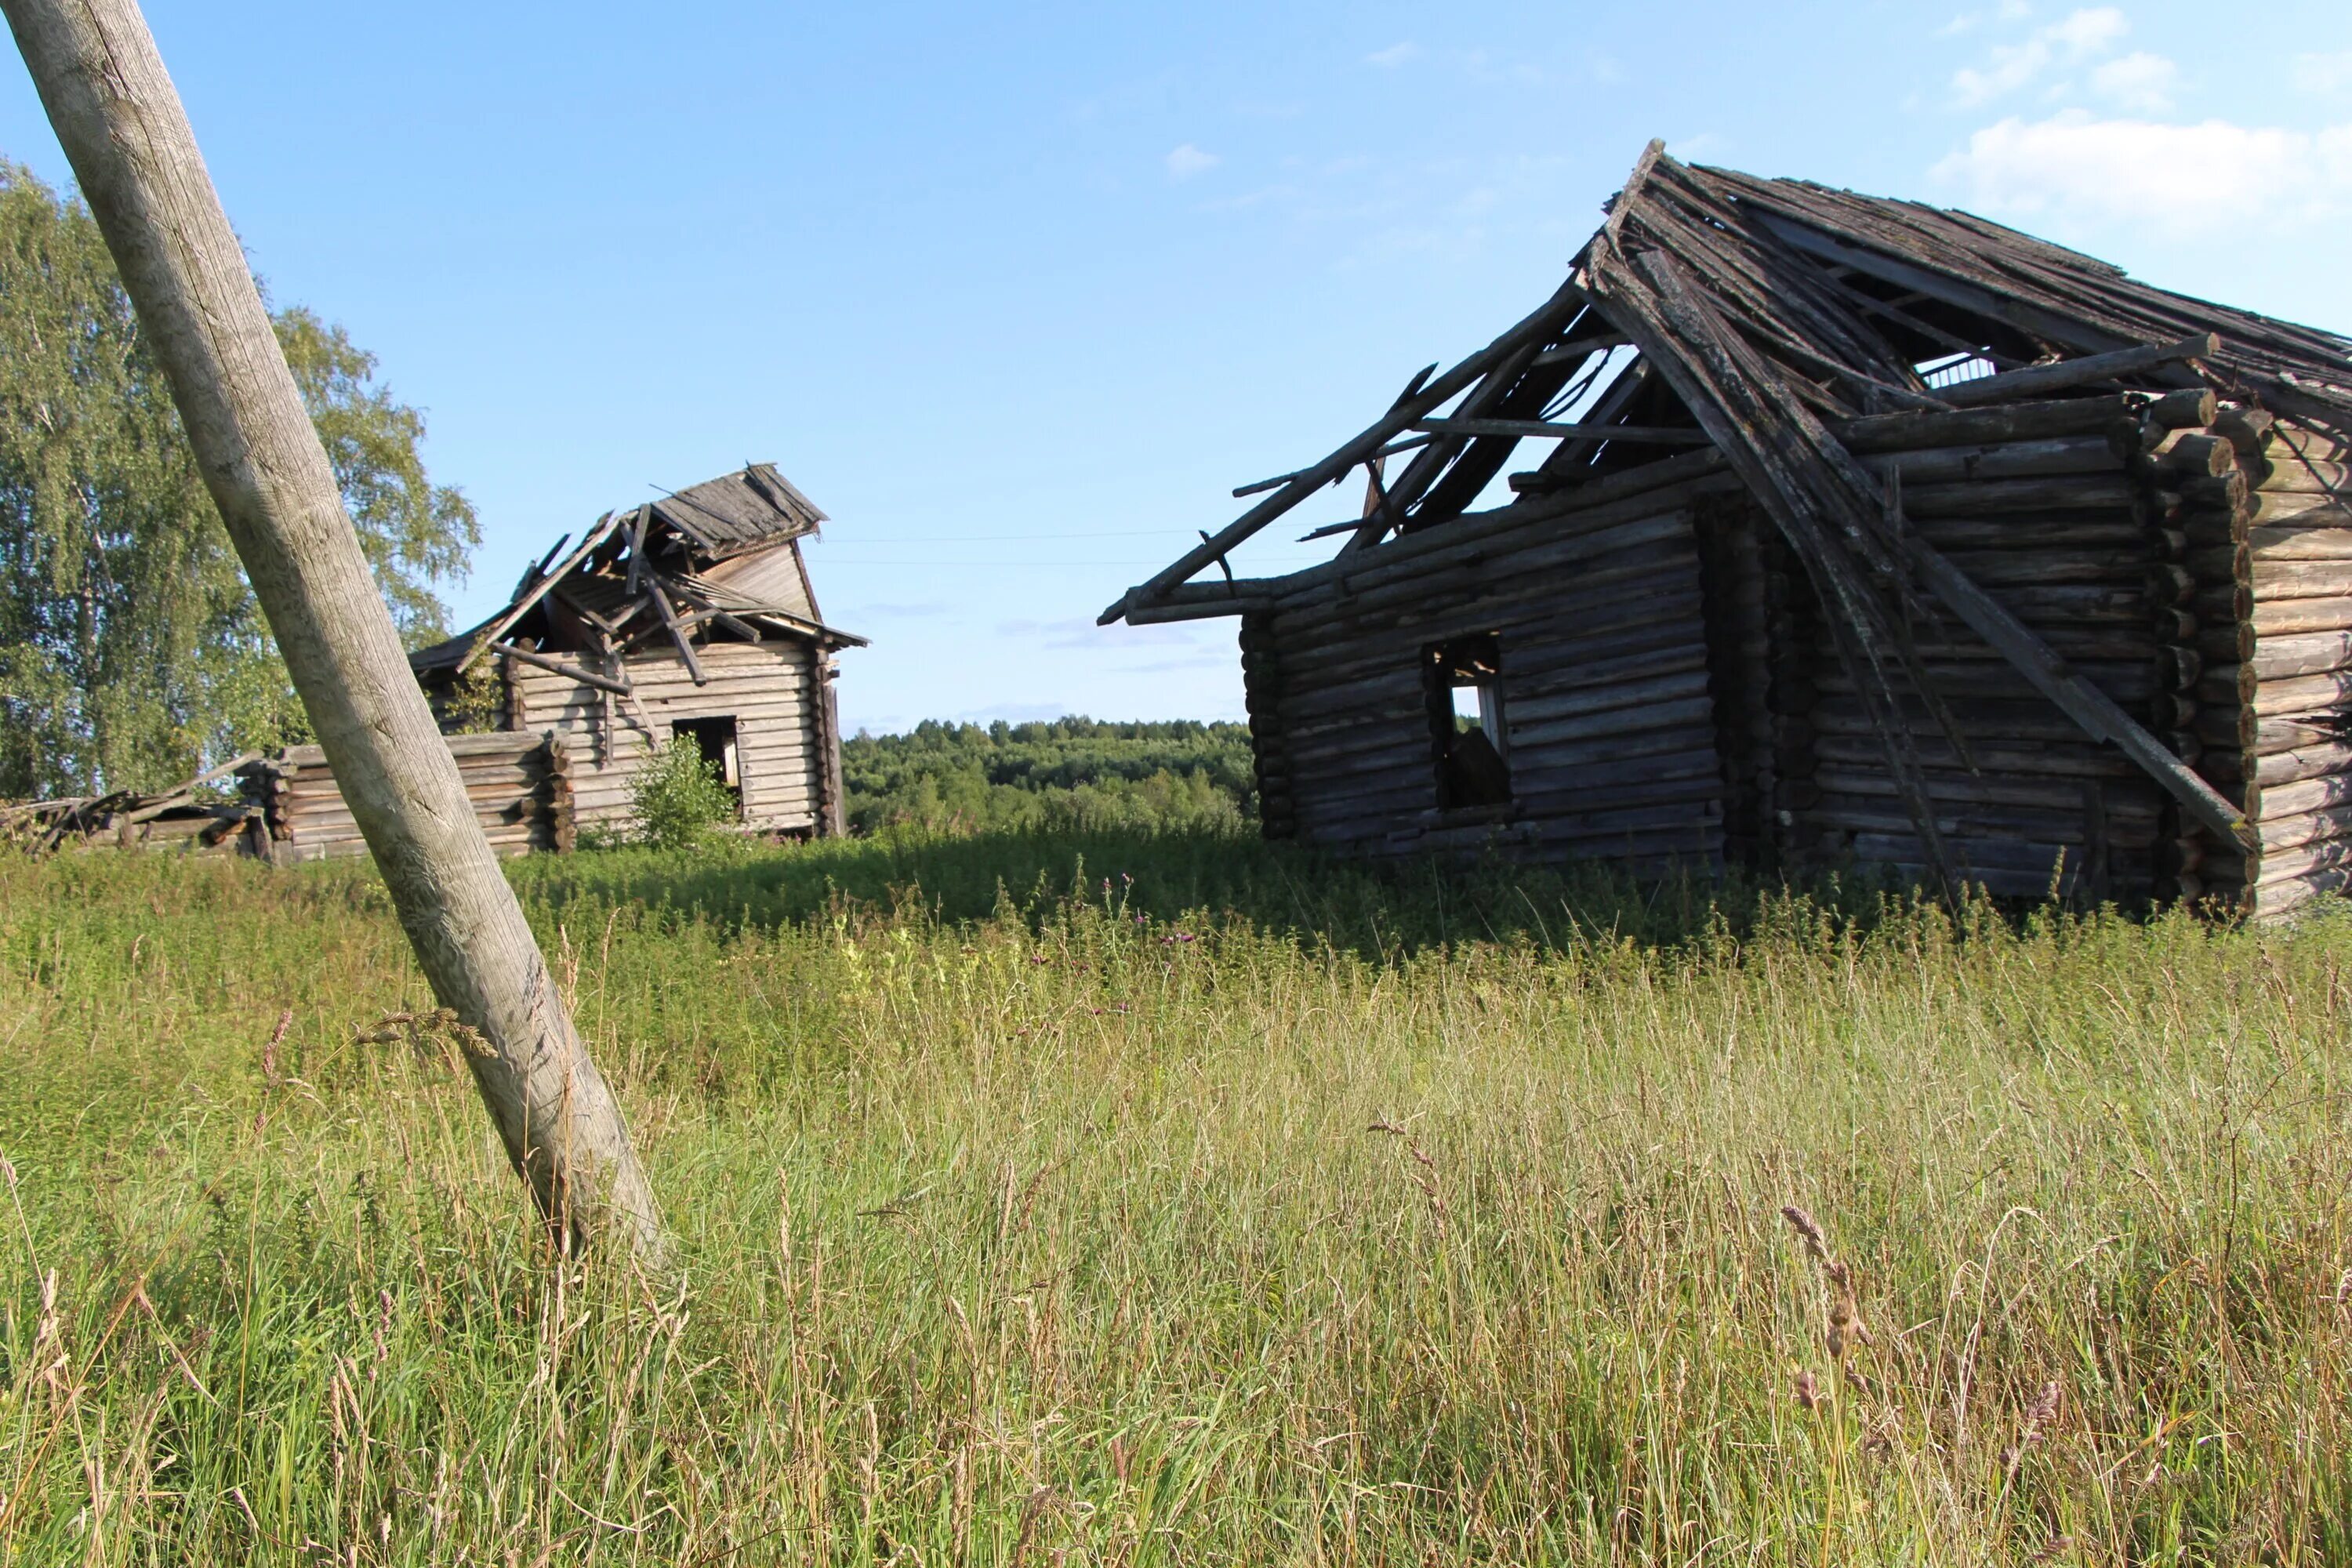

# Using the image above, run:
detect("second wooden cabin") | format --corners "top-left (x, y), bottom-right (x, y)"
top-left (404, 463), bottom-right (866, 844)
top-left (1104, 146), bottom-right (2352, 920)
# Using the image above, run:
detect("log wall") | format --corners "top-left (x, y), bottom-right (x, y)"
top-left (1772, 399), bottom-right (2171, 900)
top-left (2173, 415), bottom-right (2352, 920)
top-left (1246, 459), bottom-right (1746, 874)
top-left (506, 641), bottom-right (826, 836)
top-left (1240, 394), bottom-right (2304, 909)
top-left (243, 731), bottom-right (572, 862)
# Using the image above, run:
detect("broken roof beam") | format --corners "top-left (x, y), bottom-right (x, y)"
top-left (1938, 333), bottom-right (2220, 408)
top-left (1123, 579), bottom-right (1279, 623)
top-left (495, 644), bottom-right (634, 696)
top-left (645, 579), bottom-right (708, 684)
top-left (1098, 278), bottom-right (1591, 623)
top-left (1339, 305), bottom-right (1607, 552)
top-left (1233, 433), bottom-right (1433, 499)
top-left (1748, 213), bottom-right (2142, 361)
top-left (455, 510), bottom-right (622, 675)
top-left (1417, 417), bottom-right (1713, 445)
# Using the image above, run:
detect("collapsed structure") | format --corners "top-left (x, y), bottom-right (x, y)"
top-left (13, 464), bottom-right (865, 862)
top-left (1105, 144), bottom-right (2352, 918)
top-left (398, 463), bottom-right (866, 846)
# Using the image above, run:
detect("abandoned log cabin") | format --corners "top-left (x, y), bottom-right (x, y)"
top-left (1104, 143), bottom-right (2352, 920)
top-left (385, 462), bottom-right (867, 851)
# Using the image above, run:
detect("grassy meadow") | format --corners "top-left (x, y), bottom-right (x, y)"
top-left (2, 831), bottom-right (2350, 1563)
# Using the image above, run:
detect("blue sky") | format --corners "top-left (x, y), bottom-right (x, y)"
top-left (4, 2), bottom-right (2347, 733)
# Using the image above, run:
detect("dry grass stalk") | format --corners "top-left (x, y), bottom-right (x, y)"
top-left (7, 842), bottom-right (2352, 1559)
top-left (1368, 1120), bottom-right (1447, 1232)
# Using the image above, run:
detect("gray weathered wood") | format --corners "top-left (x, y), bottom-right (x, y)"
top-left (1102, 280), bottom-right (1588, 622)
top-left (2, 0), bottom-right (663, 1258)
top-left (1936, 334), bottom-right (2220, 408)
top-left (1415, 418), bottom-right (1712, 445)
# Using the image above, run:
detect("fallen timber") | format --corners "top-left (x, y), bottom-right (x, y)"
top-left (1110, 141), bottom-right (2352, 915)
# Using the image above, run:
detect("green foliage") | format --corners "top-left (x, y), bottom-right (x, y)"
top-left (0, 162), bottom-right (478, 799)
top-left (5, 840), bottom-right (2352, 1560)
top-left (437, 661), bottom-right (506, 735)
top-left (628, 735), bottom-right (739, 851)
top-left (843, 715), bottom-right (1255, 835)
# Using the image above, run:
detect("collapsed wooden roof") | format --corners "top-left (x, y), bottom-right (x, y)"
top-left (1104, 142), bottom-right (2352, 893)
top-left (412, 462), bottom-right (866, 689)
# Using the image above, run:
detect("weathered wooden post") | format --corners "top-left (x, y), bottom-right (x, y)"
top-left (2, 0), bottom-right (663, 1259)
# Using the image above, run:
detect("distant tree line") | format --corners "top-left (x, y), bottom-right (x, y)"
top-left (842, 717), bottom-right (1256, 834)
top-left (0, 161), bottom-right (476, 800)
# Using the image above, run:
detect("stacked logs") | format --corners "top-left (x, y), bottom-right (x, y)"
top-left (1247, 455), bottom-right (1744, 872)
top-left (1693, 495), bottom-right (1777, 866)
top-left (1780, 396), bottom-right (2170, 898)
top-left (2172, 413), bottom-right (2352, 918)
top-left (241, 731), bottom-right (574, 862)
top-left (1239, 612), bottom-right (1295, 838)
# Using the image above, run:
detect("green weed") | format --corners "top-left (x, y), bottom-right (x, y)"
top-left (0, 835), bottom-right (2347, 1563)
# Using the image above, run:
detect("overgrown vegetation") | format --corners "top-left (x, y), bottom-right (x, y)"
top-left (842, 717), bottom-right (1254, 835)
top-left (0, 161), bottom-right (477, 800)
top-left (4, 835), bottom-right (2349, 1562)
top-left (626, 735), bottom-right (739, 852)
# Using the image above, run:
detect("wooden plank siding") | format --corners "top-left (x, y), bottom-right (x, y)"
top-left (243, 731), bottom-right (572, 862)
top-left (1240, 408), bottom-right (2247, 906)
top-left (507, 641), bottom-right (826, 836)
top-left (2180, 419), bottom-right (2352, 919)
top-left (1247, 487), bottom-right (1731, 876)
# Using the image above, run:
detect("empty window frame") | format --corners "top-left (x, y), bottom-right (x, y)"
top-left (1425, 633), bottom-right (1512, 809)
top-left (671, 716), bottom-right (744, 814)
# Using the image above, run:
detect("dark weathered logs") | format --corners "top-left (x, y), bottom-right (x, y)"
top-left (2201, 742), bottom-right (2352, 788)
top-left (1853, 435), bottom-right (2124, 486)
top-left (1834, 396), bottom-right (2135, 454)
top-left (1901, 474), bottom-right (2138, 517)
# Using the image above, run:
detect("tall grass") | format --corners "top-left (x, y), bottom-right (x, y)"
top-left (2, 833), bottom-right (2348, 1563)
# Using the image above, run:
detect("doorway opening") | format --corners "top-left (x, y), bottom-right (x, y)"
top-left (671, 716), bottom-right (743, 815)
top-left (1424, 633), bottom-right (1511, 809)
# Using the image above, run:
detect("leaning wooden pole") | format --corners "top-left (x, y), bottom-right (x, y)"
top-left (2, 0), bottom-right (662, 1259)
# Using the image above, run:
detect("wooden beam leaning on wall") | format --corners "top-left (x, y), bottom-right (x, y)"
top-left (1098, 280), bottom-right (1590, 624)
top-left (2, 0), bottom-right (664, 1259)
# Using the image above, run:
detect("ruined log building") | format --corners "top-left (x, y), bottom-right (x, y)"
top-left (1104, 145), bottom-right (2352, 919)
top-left (396, 463), bottom-right (866, 848)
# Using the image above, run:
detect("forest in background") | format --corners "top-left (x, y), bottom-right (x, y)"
top-left (840, 717), bottom-right (1256, 835)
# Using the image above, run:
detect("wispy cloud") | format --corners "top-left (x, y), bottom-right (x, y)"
top-left (2043, 6), bottom-right (2128, 54)
top-left (1165, 143), bottom-right (1220, 181)
top-left (2089, 51), bottom-right (2176, 113)
top-left (1937, 0), bottom-right (2032, 38)
top-left (997, 615), bottom-right (1215, 654)
top-left (1932, 111), bottom-right (2352, 237)
top-left (2295, 52), bottom-right (2352, 95)
top-left (1363, 41), bottom-right (1421, 69)
top-left (851, 601), bottom-right (951, 619)
top-left (1949, 5), bottom-right (2129, 107)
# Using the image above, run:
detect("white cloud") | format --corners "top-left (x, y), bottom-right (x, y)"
top-left (2045, 5), bottom-right (2127, 54)
top-left (2090, 51), bottom-right (2176, 112)
top-left (1949, 5), bottom-right (2129, 107)
top-left (1363, 41), bottom-right (1420, 68)
top-left (2295, 52), bottom-right (2352, 95)
top-left (1164, 143), bottom-right (1220, 181)
top-left (1951, 42), bottom-right (2053, 105)
top-left (1932, 110), bottom-right (2352, 237)
top-left (1936, 0), bottom-right (2029, 37)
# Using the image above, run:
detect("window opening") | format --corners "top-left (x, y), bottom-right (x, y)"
top-left (1915, 350), bottom-right (1999, 390)
top-left (671, 716), bottom-right (744, 813)
top-left (1425, 634), bottom-right (1511, 809)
